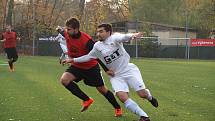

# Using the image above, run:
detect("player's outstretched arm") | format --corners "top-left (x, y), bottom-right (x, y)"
top-left (0, 39), bottom-right (6, 42)
top-left (115, 32), bottom-right (143, 43)
top-left (131, 32), bottom-right (143, 39)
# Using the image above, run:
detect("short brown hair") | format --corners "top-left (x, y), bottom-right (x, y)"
top-left (98, 23), bottom-right (112, 34)
top-left (65, 17), bottom-right (80, 29)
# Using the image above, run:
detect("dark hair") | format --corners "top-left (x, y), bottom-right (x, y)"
top-left (65, 17), bottom-right (80, 29)
top-left (98, 23), bottom-right (112, 34)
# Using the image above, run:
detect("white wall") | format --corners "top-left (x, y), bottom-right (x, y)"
top-left (152, 30), bottom-right (196, 45)
top-left (170, 30), bottom-right (196, 38)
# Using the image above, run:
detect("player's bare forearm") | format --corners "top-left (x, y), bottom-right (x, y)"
top-left (0, 39), bottom-right (6, 42)
top-left (131, 32), bottom-right (144, 39)
top-left (17, 37), bottom-right (21, 41)
top-left (106, 69), bottom-right (115, 77)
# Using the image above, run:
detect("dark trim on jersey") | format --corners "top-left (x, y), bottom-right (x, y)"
top-left (59, 31), bottom-right (65, 37)
top-left (97, 59), bottom-right (109, 72)
top-left (86, 39), bottom-right (109, 72)
top-left (86, 39), bottom-right (95, 51)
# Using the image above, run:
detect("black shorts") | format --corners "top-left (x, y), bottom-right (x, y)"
top-left (65, 64), bottom-right (104, 87)
top-left (4, 48), bottom-right (18, 60)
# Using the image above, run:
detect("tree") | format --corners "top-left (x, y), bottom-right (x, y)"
top-left (0, 0), bottom-right (8, 28)
top-left (129, 0), bottom-right (182, 24)
top-left (129, 0), bottom-right (215, 36)
top-left (79, 0), bottom-right (85, 18)
top-left (5, 0), bottom-right (14, 25)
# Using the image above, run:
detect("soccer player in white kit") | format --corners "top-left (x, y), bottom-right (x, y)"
top-left (55, 26), bottom-right (69, 63)
top-left (63, 23), bottom-right (158, 121)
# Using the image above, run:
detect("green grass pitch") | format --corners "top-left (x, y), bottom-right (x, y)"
top-left (0, 56), bottom-right (214, 121)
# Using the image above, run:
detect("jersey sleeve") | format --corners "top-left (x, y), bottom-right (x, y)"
top-left (59, 30), bottom-right (65, 37)
top-left (55, 34), bottom-right (60, 41)
top-left (86, 39), bottom-right (95, 52)
top-left (97, 59), bottom-right (108, 72)
top-left (113, 33), bottom-right (133, 43)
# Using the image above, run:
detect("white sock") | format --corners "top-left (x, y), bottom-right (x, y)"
top-left (124, 98), bottom-right (148, 117)
top-left (145, 89), bottom-right (152, 100)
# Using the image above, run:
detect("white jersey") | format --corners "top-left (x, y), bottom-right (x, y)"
top-left (74, 33), bottom-right (146, 93)
top-left (74, 33), bottom-right (133, 75)
top-left (55, 33), bottom-right (67, 53)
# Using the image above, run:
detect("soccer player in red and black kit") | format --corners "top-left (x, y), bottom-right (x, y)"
top-left (0, 25), bottom-right (19, 72)
top-left (60, 17), bottom-right (122, 116)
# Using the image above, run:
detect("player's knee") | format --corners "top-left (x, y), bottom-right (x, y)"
top-left (60, 77), bottom-right (70, 86)
top-left (116, 92), bottom-right (128, 103)
top-left (8, 59), bottom-right (13, 62)
top-left (137, 89), bottom-right (149, 98)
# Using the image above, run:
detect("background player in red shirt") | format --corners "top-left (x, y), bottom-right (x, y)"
top-left (60, 17), bottom-right (122, 116)
top-left (0, 25), bottom-right (19, 72)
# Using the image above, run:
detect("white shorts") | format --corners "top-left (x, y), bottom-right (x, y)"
top-left (110, 63), bottom-right (146, 93)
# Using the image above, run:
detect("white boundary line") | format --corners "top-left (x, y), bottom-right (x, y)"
top-left (0, 61), bottom-right (8, 66)
top-left (0, 64), bottom-right (8, 66)
top-left (0, 62), bottom-right (8, 63)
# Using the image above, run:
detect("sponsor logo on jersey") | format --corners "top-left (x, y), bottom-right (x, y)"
top-left (104, 48), bottom-right (121, 64)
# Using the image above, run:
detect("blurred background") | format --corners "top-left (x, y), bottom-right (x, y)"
top-left (0, 0), bottom-right (214, 59)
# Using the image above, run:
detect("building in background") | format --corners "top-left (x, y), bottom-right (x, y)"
top-left (111, 21), bottom-right (197, 46)
top-left (111, 21), bottom-right (215, 59)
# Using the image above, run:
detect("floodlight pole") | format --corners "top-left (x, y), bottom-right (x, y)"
top-left (135, 19), bottom-right (138, 58)
top-left (32, 0), bottom-right (36, 56)
top-left (185, 12), bottom-right (189, 59)
top-left (185, 8), bottom-right (190, 60)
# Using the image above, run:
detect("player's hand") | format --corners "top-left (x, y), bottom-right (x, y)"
top-left (132, 32), bottom-right (143, 39)
top-left (61, 59), bottom-right (66, 66)
top-left (0, 39), bottom-right (6, 42)
top-left (17, 37), bottom-right (21, 41)
top-left (106, 69), bottom-right (115, 77)
top-left (61, 58), bottom-right (74, 65)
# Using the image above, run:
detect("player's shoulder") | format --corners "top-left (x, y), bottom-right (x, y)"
top-left (81, 31), bottom-right (92, 40)
top-left (94, 41), bottom-right (101, 46)
top-left (112, 32), bottom-right (121, 36)
top-left (109, 32), bottom-right (123, 40)
top-left (93, 41), bottom-right (103, 48)
top-left (10, 30), bottom-right (17, 35)
top-left (58, 33), bottom-right (65, 38)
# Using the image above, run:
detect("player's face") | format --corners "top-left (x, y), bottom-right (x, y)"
top-left (65, 26), bottom-right (78, 37)
top-left (5, 26), bottom-right (11, 32)
top-left (96, 27), bottom-right (110, 41)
